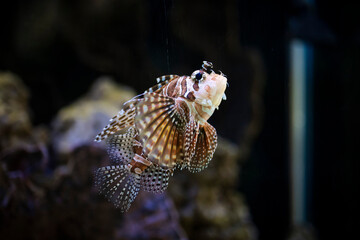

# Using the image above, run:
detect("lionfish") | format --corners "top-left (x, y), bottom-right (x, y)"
top-left (94, 61), bottom-right (228, 212)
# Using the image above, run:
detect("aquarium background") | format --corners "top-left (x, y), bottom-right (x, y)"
top-left (1, 0), bottom-right (359, 240)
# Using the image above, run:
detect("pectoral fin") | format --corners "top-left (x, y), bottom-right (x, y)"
top-left (188, 122), bottom-right (217, 173)
top-left (135, 93), bottom-right (189, 168)
top-left (179, 117), bottom-right (199, 170)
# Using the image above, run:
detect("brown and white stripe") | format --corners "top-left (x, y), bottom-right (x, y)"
top-left (161, 76), bottom-right (189, 98)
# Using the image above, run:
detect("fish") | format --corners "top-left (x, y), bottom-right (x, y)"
top-left (94, 61), bottom-right (228, 212)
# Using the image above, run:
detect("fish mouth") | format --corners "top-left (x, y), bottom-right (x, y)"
top-left (208, 74), bottom-right (227, 108)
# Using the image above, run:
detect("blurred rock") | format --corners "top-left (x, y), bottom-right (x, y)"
top-left (1, 142), bottom-right (187, 240)
top-left (169, 137), bottom-right (258, 240)
top-left (51, 76), bottom-right (136, 154)
top-left (0, 72), bottom-right (53, 238)
top-left (0, 72), bottom-right (32, 152)
top-left (119, 191), bottom-right (187, 239)
top-left (288, 224), bottom-right (317, 240)
top-left (0, 72), bottom-right (48, 176)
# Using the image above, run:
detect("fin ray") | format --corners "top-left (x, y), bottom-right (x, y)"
top-left (95, 165), bottom-right (140, 212)
top-left (135, 93), bottom-right (188, 168)
top-left (95, 99), bottom-right (139, 142)
top-left (140, 164), bottom-right (173, 193)
top-left (145, 75), bottom-right (179, 93)
top-left (180, 118), bottom-right (199, 169)
top-left (106, 127), bottom-right (137, 165)
top-left (188, 122), bottom-right (217, 172)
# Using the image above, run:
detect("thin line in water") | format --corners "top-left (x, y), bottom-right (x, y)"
top-left (163, 0), bottom-right (170, 72)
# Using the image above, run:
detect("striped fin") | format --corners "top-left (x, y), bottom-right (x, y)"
top-left (140, 164), bottom-right (174, 193)
top-left (94, 99), bottom-right (139, 142)
top-left (94, 165), bottom-right (141, 212)
top-left (106, 127), bottom-right (137, 165)
top-left (179, 118), bottom-right (199, 170)
top-left (156, 74), bottom-right (179, 83)
top-left (135, 93), bottom-right (188, 168)
top-left (144, 75), bottom-right (179, 94)
top-left (188, 122), bottom-right (217, 173)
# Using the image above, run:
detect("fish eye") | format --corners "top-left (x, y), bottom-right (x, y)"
top-left (195, 72), bottom-right (203, 80)
top-left (191, 70), bottom-right (205, 81)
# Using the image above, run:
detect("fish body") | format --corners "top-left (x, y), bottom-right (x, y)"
top-left (94, 61), bottom-right (227, 212)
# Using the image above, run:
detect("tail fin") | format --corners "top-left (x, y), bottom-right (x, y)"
top-left (95, 165), bottom-right (140, 212)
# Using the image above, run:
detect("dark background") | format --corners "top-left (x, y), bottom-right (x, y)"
top-left (1, 0), bottom-right (359, 239)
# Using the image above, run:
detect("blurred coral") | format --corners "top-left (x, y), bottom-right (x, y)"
top-left (0, 72), bottom-right (32, 152)
top-left (51, 77), bottom-right (136, 154)
top-left (169, 137), bottom-right (258, 240)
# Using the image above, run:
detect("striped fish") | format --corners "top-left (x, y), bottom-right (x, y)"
top-left (94, 61), bottom-right (228, 212)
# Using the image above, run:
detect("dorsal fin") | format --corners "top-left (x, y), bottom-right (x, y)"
top-left (156, 74), bottom-right (179, 83)
top-left (144, 75), bottom-right (179, 94)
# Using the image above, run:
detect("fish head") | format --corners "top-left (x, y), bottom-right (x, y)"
top-left (189, 63), bottom-right (228, 109)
